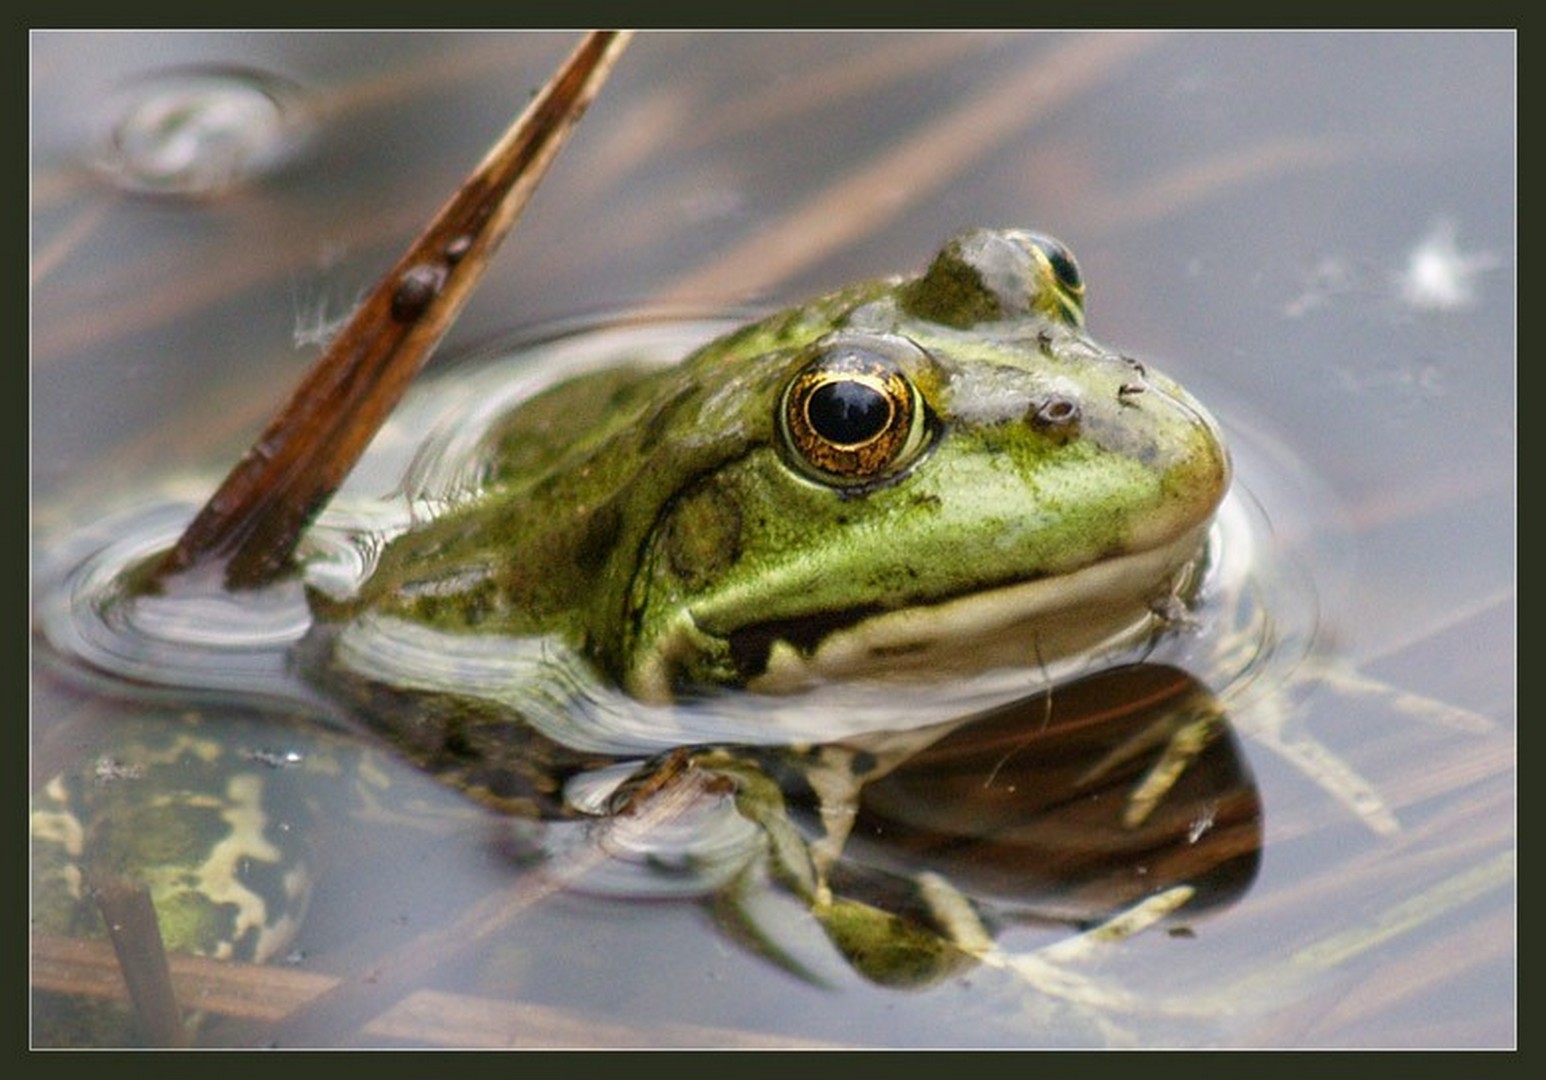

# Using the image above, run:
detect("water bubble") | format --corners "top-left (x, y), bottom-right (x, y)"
top-left (94, 65), bottom-right (312, 198)
top-left (35, 501), bottom-right (321, 706)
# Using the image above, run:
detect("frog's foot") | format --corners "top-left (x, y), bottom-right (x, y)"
top-left (1233, 696), bottom-right (1401, 836)
top-left (1227, 657), bottom-right (1495, 839)
top-left (911, 871), bottom-right (1211, 1022)
top-left (985, 885), bottom-right (1199, 1012)
top-left (807, 891), bottom-right (980, 988)
top-left (1074, 693), bottom-right (1226, 829)
top-left (697, 742), bottom-right (1224, 1003)
top-left (1305, 657), bottom-right (1496, 734)
top-left (691, 745), bottom-right (1003, 988)
top-left (705, 858), bottom-right (985, 990)
top-left (1079, 650), bottom-right (1493, 838)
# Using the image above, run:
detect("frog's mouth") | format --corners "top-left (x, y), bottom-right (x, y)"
top-left (645, 522), bottom-right (1212, 700)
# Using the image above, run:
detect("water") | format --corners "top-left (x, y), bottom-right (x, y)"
top-left (90, 64), bottom-right (311, 198)
top-left (31, 31), bottom-right (1514, 1048)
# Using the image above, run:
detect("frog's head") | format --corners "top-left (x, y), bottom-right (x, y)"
top-left (624, 228), bottom-right (1229, 702)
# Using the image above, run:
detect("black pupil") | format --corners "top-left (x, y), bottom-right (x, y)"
top-left (807, 380), bottom-right (891, 446)
top-left (1036, 241), bottom-right (1081, 289)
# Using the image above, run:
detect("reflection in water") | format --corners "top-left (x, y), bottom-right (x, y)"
top-left (840, 664), bottom-right (1259, 925)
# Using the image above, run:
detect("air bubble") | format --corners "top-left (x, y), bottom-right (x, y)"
top-left (94, 65), bottom-right (312, 198)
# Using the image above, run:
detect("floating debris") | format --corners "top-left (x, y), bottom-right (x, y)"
top-left (242, 749), bottom-right (306, 769)
top-left (1395, 218), bottom-right (1501, 313)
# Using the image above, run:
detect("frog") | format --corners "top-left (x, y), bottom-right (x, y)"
top-left (349, 227), bottom-right (1224, 698)
top-left (313, 225), bottom-right (1227, 800)
top-left (33, 226), bottom-right (1243, 1037)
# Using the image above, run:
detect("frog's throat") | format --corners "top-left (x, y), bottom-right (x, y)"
top-left (630, 521), bottom-right (1211, 702)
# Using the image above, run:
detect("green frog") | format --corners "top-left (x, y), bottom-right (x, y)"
top-left (34, 227), bottom-right (1239, 1026)
top-left (350, 227), bottom-right (1224, 701)
top-left (315, 226), bottom-right (1227, 808)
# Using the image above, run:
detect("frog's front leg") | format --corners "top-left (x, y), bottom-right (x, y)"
top-left (787, 729), bottom-right (959, 883)
top-left (663, 746), bottom-right (982, 987)
top-left (674, 740), bottom-right (1191, 995)
top-left (1075, 690), bottom-right (1227, 829)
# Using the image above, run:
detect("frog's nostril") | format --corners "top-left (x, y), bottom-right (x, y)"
top-left (1030, 395), bottom-right (1081, 443)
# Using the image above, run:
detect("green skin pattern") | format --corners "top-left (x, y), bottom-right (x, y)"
top-left (36, 228), bottom-right (1232, 1005)
top-left (348, 227), bottom-right (1229, 704)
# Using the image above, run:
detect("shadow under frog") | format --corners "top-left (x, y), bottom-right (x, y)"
top-left (34, 228), bottom-right (1260, 1028)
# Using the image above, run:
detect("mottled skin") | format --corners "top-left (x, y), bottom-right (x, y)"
top-left (351, 228), bottom-right (1229, 704)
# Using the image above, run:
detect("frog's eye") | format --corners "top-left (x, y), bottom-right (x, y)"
top-left (1016, 231), bottom-right (1086, 327)
top-left (904, 228), bottom-right (1089, 330)
top-left (779, 339), bottom-right (931, 487)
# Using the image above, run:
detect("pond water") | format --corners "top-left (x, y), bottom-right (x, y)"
top-left (31, 31), bottom-right (1514, 1048)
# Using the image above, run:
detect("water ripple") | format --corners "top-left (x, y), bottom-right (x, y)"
top-left (93, 65), bottom-right (312, 198)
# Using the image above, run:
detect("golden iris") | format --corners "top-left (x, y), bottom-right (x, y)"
top-left (779, 343), bottom-right (928, 485)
